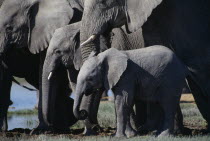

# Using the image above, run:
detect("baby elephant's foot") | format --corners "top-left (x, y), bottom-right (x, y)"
top-left (125, 129), bottom-right (137, 138)
top-left (157, 129), bottom-right (172, 137)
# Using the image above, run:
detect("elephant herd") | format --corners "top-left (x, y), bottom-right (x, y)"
top-left (0, 0), bottom-right (210, 138)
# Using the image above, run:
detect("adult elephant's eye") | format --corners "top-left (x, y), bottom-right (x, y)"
top-left (55, 50), bottom-right (61, 54)
top-left (98, 0), bottom-right (106, 8)
top-left (6, 26), bottom-right (13, 33)
top-left (86, 76), bottom-right (93, 82)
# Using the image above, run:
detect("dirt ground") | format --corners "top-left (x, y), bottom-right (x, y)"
top-left (180, 94), bottom-right (195, 103)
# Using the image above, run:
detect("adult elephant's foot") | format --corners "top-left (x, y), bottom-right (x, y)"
top-left (44, 127), bottom-right (70, 134)
top-left (30, 123), bottom-right (50, 135)
top-left (83, 124), bottom-right (103, 136)
top-left (174, 127), bottom-right (182, 134)
top-left (0, 116), bottom-right (8, 132)
top-left (206, 124), bottom-right (210, 133)
top-left (112, 132), bottom-right (127, 138)
top-left (137, 125), bottom-right (149, 135)
top-left (174, 126), bottom-right (192, 135)
top-left (30, 124), bottom-right (70, 135)
top-left (125, 129), bottom-right (137, 138)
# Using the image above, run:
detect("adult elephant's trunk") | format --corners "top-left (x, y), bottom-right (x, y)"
top-left (42, 56), bottom-right (78, 128)
top-left (80, 19), bottom-right (103, 62)
top-left (0, 35), bottom-right (8, 57)
top-left (80, 36), bottom-right (100, 62)
top-left (73, 82), bottom-right (88, 120)
top-left (42, 58), bottom-right (57, 126)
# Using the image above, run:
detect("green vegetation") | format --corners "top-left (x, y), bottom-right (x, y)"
top-left (8, 109), bottom-right (37, 116)
top-left (180, 103), bottom-right (207, 127)
top-left (71, 102), bottom-right (116, 129)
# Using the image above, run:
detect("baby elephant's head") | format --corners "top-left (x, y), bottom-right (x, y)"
top-left (73, 48), bottom-right (128, 120)
top-left (78, 55), bottom-right (104, 96)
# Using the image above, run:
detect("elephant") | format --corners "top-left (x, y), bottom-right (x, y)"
top-left (0, 0), bottom-right (83, 133)
top-left (78, 0), bottom-right (210, 131)
top-left (73, 47), bottom-right (189, 137)
top-left (0, 46), bottom-right (40, 132)
top-left (43, 20), bottom-right (147, 134)
top-left (44, 21), bottom-right (184, 135)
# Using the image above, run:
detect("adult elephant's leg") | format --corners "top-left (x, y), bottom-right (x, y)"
top-left (35, 91), bottom-right (39, 109)
top-left (0, 69), bottom-right (12, 132)
top-left (31, 51), bottom-right (48, 134)
top-left (80, 90), bottom-right (103, 135)
top-left (187, 75), bottom-right (210, 131)
top-left (137, 102), bottom-right (163, 134)
top-left (174, 104), bottom-right (184, 134)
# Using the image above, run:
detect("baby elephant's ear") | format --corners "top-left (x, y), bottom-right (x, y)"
top-left (102, 49), bottom-right (128, 90)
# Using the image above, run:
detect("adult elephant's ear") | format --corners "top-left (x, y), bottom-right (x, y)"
top-left (68, 0), bottom-right (84, 12)
top-left (73, 47), bottom-right (83, 70)
top-left (28, 0), bottom-right (74, 54)
top-left (125, 0), bottom-right (162, 33)
top-left (101, 48), bottom-right (128, 90)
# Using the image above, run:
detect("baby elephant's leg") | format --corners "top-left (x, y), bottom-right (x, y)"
top-left (115, 87), bottom-right (137, 138)
top-left (125, 108), bottom-right (137, 138)
top-left (174, 104), bottom-right (184, 134)
top-left (114, 94), bottom-right (127, 137)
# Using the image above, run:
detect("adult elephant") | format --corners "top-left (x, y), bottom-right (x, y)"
top-left (0, 46), bottom-right (39, 132)
top-left (79, 0), bottom-right (210, 131)
top-left (0, 0), bottom-right (83, 133)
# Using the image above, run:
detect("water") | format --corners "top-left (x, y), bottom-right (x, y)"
top-left (7, 82), bottom-right (114, 130)
top-left (8, 115), bottom-right (38, 130)
top-left (8, 82), bottom-right (38, 130)
top-left (10, 83), bottom-right (37, 110)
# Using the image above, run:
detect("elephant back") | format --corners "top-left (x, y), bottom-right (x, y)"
top-left (0, 0), bottom-right (4, 7)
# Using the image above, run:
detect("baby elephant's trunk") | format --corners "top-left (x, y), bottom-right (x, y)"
top-left (73, 88), bottom-right (88, 120)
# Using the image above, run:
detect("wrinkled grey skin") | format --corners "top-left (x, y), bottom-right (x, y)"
top-left (79, 0), bottom-right (210, 130)
top-left (0, 0), bottom-right (82, 133)
top-left (44, 21), bottom-right (145, 134)
top-left (73, 47), bottom-right (188, 137)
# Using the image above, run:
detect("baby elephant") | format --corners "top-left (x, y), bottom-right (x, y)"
top-left (73, 46), bottom-right (189, 137)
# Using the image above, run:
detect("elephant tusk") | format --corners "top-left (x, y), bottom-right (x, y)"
top-left (81, 35), bottom-right (97, 47)
top-left (48, 72), bottom-right (53, 80)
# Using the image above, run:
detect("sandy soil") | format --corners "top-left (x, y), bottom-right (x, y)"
top-left (180, 94), bottom-right (195, 103)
